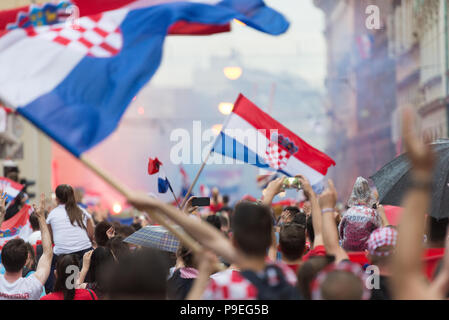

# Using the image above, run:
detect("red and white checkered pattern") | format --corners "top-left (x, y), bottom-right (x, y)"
top-left (367, 227), bottom-right (398, 257)
top-left (202, 263), bottom-right (297, 300)
top-left (25, 13), bottom-right (123, 58)
top-left (264, 141), bottom-right (291, 170)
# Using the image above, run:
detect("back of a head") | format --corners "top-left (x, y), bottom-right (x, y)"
top-left (1, 239), bottom-right (28, 273)
top-left (95, 221), bottom-right (112, 247)
top-left (311, 262), bottom-right (369, 300)
top-left (105, 248), bottom-right (169, 300)
top-left (279, 224), bottom-right (306, 261)
top-left (222, 195), bottom-right (230, 205)
top-left (291, 211), bottom-right (306, 228)
top-left (106, 236), bottom-right (130, 261)
top-left (205, 215), bottom-right (222, 230)
top-left (54, 254), bottom-right (80, 300)
top-left (321, 270), bottom-right (364, 300)
top-left (116, 225), bottom-right (135, 238)
top-left (306, 215), bottom-right (314, 243)
top-left (55, 184), bottom-right (86, 230)
top-left (428, 217), bottom-right (449, 244)
top-left (90, 247), bottom-right (114, 283)
top-left (177, 245), bottom-right (195, 268)
top-left (29, 214), bottom-right (40, 232)
top-left (232, 201), bottom-right (272, 257)
top-left (297, 256), bottom-right (334, 299)
top-left (284, 206), bottom-right (300, 216)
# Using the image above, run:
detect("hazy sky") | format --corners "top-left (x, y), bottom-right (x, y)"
top-left (151, 0), bottom-right (326, 89)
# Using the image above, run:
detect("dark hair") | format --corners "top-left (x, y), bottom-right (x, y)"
top-left (116, 225), bottom-right (135, 238)
top-left (55, 184), bottom-right (86, 230)
top-left (222, 195), bottom-right (230, 204)
top-left (105, 248), bottom-right (169, 299)
top-left (29, 214), bottom-right (40, 232)
top-left (306, 215), bottom-right (315, 243)
top-left (284, 206), bottom-right (300, 216)
top-left (279, 224), bottom-right (306, 261)
top-left (86, 247), bottom-right (114, 297)
top-left (54, 254), bottom-right (80, 300)
top-left (177, 245), bottom-right (195, 268)
top-left (106, 236), bottom-right (130, 261)
top-left (218, 215), bottom-right (229, 229)
top-left (428, 217), bottom-right (449, 243)
top-left (206, 215), bottom-right (221, 230)
top-left (291, 212), bottom-right (306, 228)
top-left (297, 255), bottom-right (334, 300)
top-left (232, 201), bottom-right (272, 257)
top-left (1, 239), bottom-right (28, 273)
top-left (94, 221), bottom-right (112, 247)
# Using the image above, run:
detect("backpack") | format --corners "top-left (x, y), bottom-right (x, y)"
top-left (240, 264), bottom-right (302, 300)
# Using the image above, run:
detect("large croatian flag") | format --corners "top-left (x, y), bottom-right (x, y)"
top-left (0, 204), bottom-right (33, 249)
top-left (0, 0), bottom-right (289, 157)
top-left (0, 0), bottom-right (231, 35)
top-left (212, 94), bottom-right (335, 192)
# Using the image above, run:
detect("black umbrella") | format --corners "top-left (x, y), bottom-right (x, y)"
top-left (370, 139), bottom-right (449, 219)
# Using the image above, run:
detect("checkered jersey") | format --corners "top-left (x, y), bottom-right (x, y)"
top-left (25, 13), bottom-right (123, 58)
top-left (202, 263), bottom-right (297, 300)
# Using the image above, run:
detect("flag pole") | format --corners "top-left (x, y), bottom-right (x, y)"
top-left (180, 151), bottom-right (211, 208)
top-left (0, 96), bottom-right (203, 254)
top-left (167, 179), bottom-right (181, 209)
top-left (80, 155), bottom-right (202, 253)
top-left (179, 105), bottom-right (235, 208)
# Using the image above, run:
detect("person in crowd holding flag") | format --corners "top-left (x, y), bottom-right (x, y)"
top-left (0, 193), bottom-right (52, 300)
top-left (127, 177), bottom-right (300, 300)
top-left (45, 184), bottom-right (94, 292)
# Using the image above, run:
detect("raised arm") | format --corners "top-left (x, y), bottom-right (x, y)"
top-left (319, 180), bottom-right (349, 263)
top-left (0, 190), bottom-right (7, 227)
top-left (297, 175), bottom-right (323, 247)
top-left (33, 193), bottom-right (54, 285)
top-left (127, 193), bottom-right (242, 265)
top-left (392, 108), bottom-right (437, 300)
top-left (261, 178), bottom-right (284, 206)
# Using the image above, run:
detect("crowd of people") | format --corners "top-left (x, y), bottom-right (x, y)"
top-left (0, 108), bottom-right (448, 300)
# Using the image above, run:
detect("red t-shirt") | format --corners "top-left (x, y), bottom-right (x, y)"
top-left (286, 263), bottom-right (300, 274)
top-left (40, 289), bottom-right (98, 300)
top-left (423, 247), bottom-right (445, 280)
top-left (302, 245), bottom-right (326, 262)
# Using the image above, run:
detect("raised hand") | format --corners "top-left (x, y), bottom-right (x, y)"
top-left (183, 196), bottom-right (199, 214)
top-left (319, 179), bottom-right (337, 210)
top-left (402, 108), bottom-right (435, 174)
top-left (33, 193), bottom-right (46, 221)
top-left (295, 174), bottom-right (313, 198)
top-left (106, 226), bottom-right (115, 239)
top-left (0, 189), bottom-right (7, 217)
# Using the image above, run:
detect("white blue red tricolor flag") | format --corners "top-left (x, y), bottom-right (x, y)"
top-left (0, 177), bottom-right (24, 203)
top-left (0, 0), bottom-right (289, 157)
top-left (0, 204), bottom-right (33, 249)
top-left (212, 94), bottom-right (336, 192)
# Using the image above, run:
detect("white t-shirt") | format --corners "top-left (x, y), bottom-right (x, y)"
top-left (46, 204), bottom-right (92, 255)
top-left (27, 231), bottom-right (41, 245)
top-left (0, 274), bottom-right (43, 300)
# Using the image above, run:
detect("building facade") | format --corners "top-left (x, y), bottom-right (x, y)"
top-left (314, 0), bottom-right (397, 201)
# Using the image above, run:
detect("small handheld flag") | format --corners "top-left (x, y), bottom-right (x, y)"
top-left (212, 94), bottom-right (336, 193)
top-left (148, 157), bottom-right (162, 175)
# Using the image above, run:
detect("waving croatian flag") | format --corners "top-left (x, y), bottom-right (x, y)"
top-left (0, 204), bottom-right (33, 249)
top-left (0, 0), bottom-right (289, 157)
top-left (0, 177), bottom-right (24, 203)
top-left (212, 94), bottom-right (335, 192)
